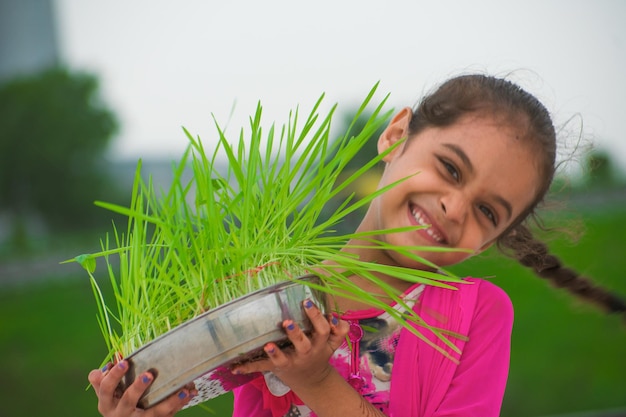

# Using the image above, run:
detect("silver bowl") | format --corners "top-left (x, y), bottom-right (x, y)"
top-left (118, 274), bottom-right (327, 409)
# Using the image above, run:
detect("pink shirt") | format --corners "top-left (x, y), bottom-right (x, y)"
top-left (232, 278), bottom-right (513, 417)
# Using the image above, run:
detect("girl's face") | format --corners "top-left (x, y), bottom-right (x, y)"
top-left (361, 108), bottom-right (541, 269)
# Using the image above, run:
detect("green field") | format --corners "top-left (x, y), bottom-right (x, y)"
top-left (1, 206), bottom-right (625, 417)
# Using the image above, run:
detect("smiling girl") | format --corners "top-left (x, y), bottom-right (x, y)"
top-left (89, 74), bottom-right (626, 417)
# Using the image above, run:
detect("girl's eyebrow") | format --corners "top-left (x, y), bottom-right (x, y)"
top-left (493, 195), bottom-right (513, 222)
top-left (442, 143), bottom-right (473, 174)
top-left (441, 142), bottom-right (512, 221)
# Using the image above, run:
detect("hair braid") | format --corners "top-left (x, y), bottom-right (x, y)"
top-left (500, 225), bottom-right (626, 317)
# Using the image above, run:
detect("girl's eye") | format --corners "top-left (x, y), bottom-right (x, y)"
top-left (479, 205), bottom-right (497, 226)
top-left (440, 159), bottom-right (460, 181)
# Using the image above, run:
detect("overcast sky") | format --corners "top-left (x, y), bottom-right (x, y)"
top-left (54, 0), bottom-right (626, 172)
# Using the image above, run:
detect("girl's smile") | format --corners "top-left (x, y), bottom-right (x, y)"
top-left (408, 203), bottom-right (447, 244)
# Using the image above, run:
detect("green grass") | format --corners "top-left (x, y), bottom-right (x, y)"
top-left (67, 88), bottom-right (465, 363)
top-left (0, 206), bottom-right (624, 417)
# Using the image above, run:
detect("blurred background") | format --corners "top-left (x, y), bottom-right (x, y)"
top-left (0, 0), bottom-right (625, 416)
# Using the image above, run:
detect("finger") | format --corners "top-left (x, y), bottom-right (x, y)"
top-left (117, 371), bottom-right (154, 411)
top-left (149, 387), bottom-right (196, 416)
top-left (302, 299), bottom-right (331, 342)
top-left (327, 315), bottom-right (349, 351)
top-left (231, 340), bottom-right (293, 375)
top-left (97, 360), bottom-right (129, 413)
top-left (263, 342), bottom-right (290, 369)
top-left (88, 363), bottom-right (110, 392)
top-left (283, 319), bottom-right (311, 352)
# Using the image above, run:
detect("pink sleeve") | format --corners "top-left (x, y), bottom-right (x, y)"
top-left (433, 280), bottom-right (513, 417)
top-left (232, 382), bottom-right (273, 417)
top-left (389, 278), bottom-right (513, 417)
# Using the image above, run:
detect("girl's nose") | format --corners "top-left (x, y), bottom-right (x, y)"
top-left (440, 194), bottom-right (468, 224)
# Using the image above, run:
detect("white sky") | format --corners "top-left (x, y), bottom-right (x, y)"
top-left (54, 0), bottom-right (626, 173)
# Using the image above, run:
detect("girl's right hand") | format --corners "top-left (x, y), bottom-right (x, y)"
top-left (88, 360), bottom-right (197, 417)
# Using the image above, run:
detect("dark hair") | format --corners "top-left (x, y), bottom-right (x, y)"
top-left (408, 74), bottom-right (626, 317)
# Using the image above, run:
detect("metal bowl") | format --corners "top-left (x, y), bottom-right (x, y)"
top-left (119, 274), bottom-right (327, 409)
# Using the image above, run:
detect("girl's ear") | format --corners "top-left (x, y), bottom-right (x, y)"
top-left (378, 107), bottom-right (413, 162)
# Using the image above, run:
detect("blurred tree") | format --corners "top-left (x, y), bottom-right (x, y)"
top-left (582, 149), bottom-right (623, 188)
top-left (0, 67), bottom-right (121, 251)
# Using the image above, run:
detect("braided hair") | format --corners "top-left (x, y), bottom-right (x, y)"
top-left (498, 224), bottom-right (626, 314)
top-left (408, 73), bottom-right (626, 318)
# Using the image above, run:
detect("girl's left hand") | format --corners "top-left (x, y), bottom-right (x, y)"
top-left (88, 359), bottom-right (197, 417)
top-left (231, 299), bottom-right (349, 391)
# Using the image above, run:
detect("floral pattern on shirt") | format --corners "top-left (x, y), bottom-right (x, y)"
top-left (280, 284), bottom-right (424, 417)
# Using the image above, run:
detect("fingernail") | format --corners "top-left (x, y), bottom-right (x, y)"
top-left (101, 364), bottom-right (110, 372)
top-left (332, 316), bottom-right (339, 326)
top-left (117, 361), bottom-right (127, 370)
top-left (286, 322), bottom-right (295, 331)
top-left (304, 299), bottom-right (314, 309)
top-left (265, 344), bottom-right (276, 354)
top-left (142, 374), bottom-right (152, 384)
top-left (178, 391), bottom-right (188, 399)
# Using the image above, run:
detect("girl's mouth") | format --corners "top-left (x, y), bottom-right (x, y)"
top-left (409, 204), bottom-right (446, 244)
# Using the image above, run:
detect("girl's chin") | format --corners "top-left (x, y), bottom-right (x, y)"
top-left (390, 252), bottom-right (440, 272)
top-left (398, 251), bottom-right (472, 272)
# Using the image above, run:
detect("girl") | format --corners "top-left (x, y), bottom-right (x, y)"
top-left (88, 74), bottom-right (626, 417)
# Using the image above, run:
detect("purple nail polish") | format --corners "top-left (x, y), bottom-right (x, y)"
top-left (142, 374), bottom-right (151, 384)
top-left (101, 364), bottom-right (109, 372)
top-left (332, 316), bottom-right (339, 326)
top-left (286, 322), bottom-right (295, 331)
top-left (117, 361), bottom-right (126, 370)
top-left (304, 299), bottom-right (314, 309)
top-left (178, 391), bottom-right (188, 399)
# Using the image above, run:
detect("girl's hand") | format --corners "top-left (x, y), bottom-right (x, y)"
top-left (232, 300), bottom-right (388, 417)
top-left (231, 299), bottom-right (349, 391)
top-left (88, 360), bottom-right (197, 417)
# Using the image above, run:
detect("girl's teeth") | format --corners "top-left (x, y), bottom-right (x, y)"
top-left (411, 208), bottom-right (443, 243)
